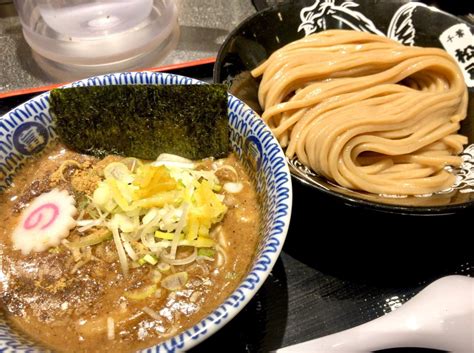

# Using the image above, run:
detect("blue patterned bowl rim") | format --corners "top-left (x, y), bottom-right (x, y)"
top-left (0, 71), bottom-right (293, 352)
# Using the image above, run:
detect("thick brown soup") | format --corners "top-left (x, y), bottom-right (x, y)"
top-left (0, 143), bottom-right (260, 352)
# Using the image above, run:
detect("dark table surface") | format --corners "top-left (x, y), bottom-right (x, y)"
top-left (1, 61), bottom-right (472, 353)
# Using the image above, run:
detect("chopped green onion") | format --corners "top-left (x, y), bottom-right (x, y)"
top-left (197, 248), bottom-right (215, 258)
top-left (77, 197), bottom-right (89, 211)
top-left (143, 254), bottom-right (158, 265)
top-left (154, 230), bottom-right (177, 240)
top-left (85, 154), bottom-right (229, 275)
top-left (69, 229), bottom-right (112, 248)
top-left (124, 284), bottom-right (157, 300)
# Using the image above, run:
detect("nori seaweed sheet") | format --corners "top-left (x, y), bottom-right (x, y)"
top-left (49, 84), bottom-right (230, 160)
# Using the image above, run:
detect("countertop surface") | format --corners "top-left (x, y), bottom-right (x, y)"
top-left (1, 64), bottom-right (472, 353)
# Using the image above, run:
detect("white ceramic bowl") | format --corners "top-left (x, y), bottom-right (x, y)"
top-left (0, 71), bottom-right (292, 352)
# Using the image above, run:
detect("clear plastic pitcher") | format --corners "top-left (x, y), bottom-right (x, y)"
top-left (13, 0), bottom-right (179, 78)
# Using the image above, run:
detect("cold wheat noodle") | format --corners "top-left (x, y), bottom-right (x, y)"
top-left (251, 30), bottom-right (468, 195)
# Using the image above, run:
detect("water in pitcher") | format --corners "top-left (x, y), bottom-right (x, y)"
top-left (38, 0), bottom-right (154, 39)
top-left (13, 0), bottom-right (179, 79)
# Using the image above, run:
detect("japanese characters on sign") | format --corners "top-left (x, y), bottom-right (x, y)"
top-left (440, 23), bottom-right (474, 87)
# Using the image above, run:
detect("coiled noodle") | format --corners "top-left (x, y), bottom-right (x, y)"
top-left (251, 30), bottom-right (468, 195)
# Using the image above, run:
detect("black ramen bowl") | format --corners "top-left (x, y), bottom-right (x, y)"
top-left (214, 0), bottom-right (474, 216)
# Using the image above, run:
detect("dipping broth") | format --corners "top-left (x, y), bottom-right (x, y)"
top-left (0, 143), bottom-right (260, 352)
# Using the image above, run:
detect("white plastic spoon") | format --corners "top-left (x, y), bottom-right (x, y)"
top-left (276, 275), bottom-right (474, 353)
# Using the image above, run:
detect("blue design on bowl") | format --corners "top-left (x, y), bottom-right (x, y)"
top-left (0, 72), bottom-right (292, 352)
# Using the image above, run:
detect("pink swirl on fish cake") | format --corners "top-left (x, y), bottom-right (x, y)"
top-left (23, 203), bottom-right (59, 230)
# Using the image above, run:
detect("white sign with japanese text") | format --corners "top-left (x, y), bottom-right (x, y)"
top-left (440, 23), bottom-right (474, 87)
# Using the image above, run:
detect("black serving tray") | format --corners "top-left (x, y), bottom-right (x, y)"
top-left (1, 61), bottom-right (472, 353)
